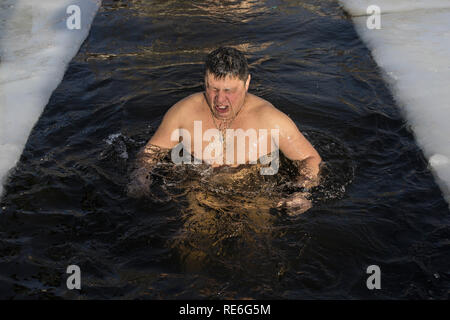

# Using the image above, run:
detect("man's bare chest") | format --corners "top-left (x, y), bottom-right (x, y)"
top-left (176, 117), bottom-right (277, 166)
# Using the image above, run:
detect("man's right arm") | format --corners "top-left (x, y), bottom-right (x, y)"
top-left (147, 102), bottom-right (183, 149)
top-left (127, 102), bottom-right (183, 198)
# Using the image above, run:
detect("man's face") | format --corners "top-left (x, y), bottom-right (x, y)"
top-left (204, 71), bottom-right (250, 120)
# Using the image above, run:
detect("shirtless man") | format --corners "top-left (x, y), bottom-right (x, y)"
top-left (128, 47), bottom-right (322, 211)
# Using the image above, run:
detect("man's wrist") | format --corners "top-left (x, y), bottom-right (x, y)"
top-left (293, 158), bottom-right (321, 189)
top-left (138, 144), bottom-right (169, 165)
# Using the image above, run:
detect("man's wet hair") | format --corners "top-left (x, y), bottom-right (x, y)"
top-left (205, 47), bottom-right (249, 82)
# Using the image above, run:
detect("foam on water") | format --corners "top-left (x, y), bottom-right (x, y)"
top-left (0, 0), bottom-right (101, 197)
top-left (339, 0), bottom-right (450, 206)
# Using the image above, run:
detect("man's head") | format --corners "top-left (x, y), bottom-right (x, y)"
top-left (204, 47), bottom-right (251, 120)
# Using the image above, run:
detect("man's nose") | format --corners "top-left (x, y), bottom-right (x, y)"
top-left (215, 90), bottom-right (227, 104)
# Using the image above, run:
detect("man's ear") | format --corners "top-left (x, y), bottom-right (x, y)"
top-left (245, 74), bottom-right (251, 91)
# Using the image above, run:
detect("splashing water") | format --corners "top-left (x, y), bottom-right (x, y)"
top-left (120, 130), bottom-right (354, 273)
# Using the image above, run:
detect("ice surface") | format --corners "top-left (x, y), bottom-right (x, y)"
top-left (0, 0), bottom-right (101, 197)
top-left (339, 0), bottom-right (450, 205)
top-left (340, 0), bottom-right (450, 15)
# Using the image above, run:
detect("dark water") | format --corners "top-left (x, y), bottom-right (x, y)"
top-left (1, 0), bottom-right (449, 299)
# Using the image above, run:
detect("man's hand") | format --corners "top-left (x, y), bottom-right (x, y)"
top-left (294, 169), bottom-right (320, 190)
top-left (275, 158), bottom-right (322, 216)
top-left (277, 192), bottom-right (312, 216)
top-left (293, 157), bottom-right (321, 190)
top-left (127, 166), bottom-right (153, 198)
top-left (127, 144), bottom-right (168, 198)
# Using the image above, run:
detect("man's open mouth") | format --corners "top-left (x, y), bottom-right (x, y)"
top-left (215, 105), bottom-right (230, 114)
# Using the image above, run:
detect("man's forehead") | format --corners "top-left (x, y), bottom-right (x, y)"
top-left (205, 73), bottom-right (243, 86)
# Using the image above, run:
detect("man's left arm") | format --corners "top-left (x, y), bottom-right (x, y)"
top-left (272, 110), bottom-right (322, 188)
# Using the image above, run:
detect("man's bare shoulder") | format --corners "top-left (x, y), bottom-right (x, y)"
top-left (247, 93), bottom-right (291, 125)
top-left (164, 92), bottom-right (205, 122)
top-left (169, 92), bottom-right (204, 113)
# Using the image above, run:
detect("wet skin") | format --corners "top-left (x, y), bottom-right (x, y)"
top-left (137, 72), bottom-right (322, 213)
